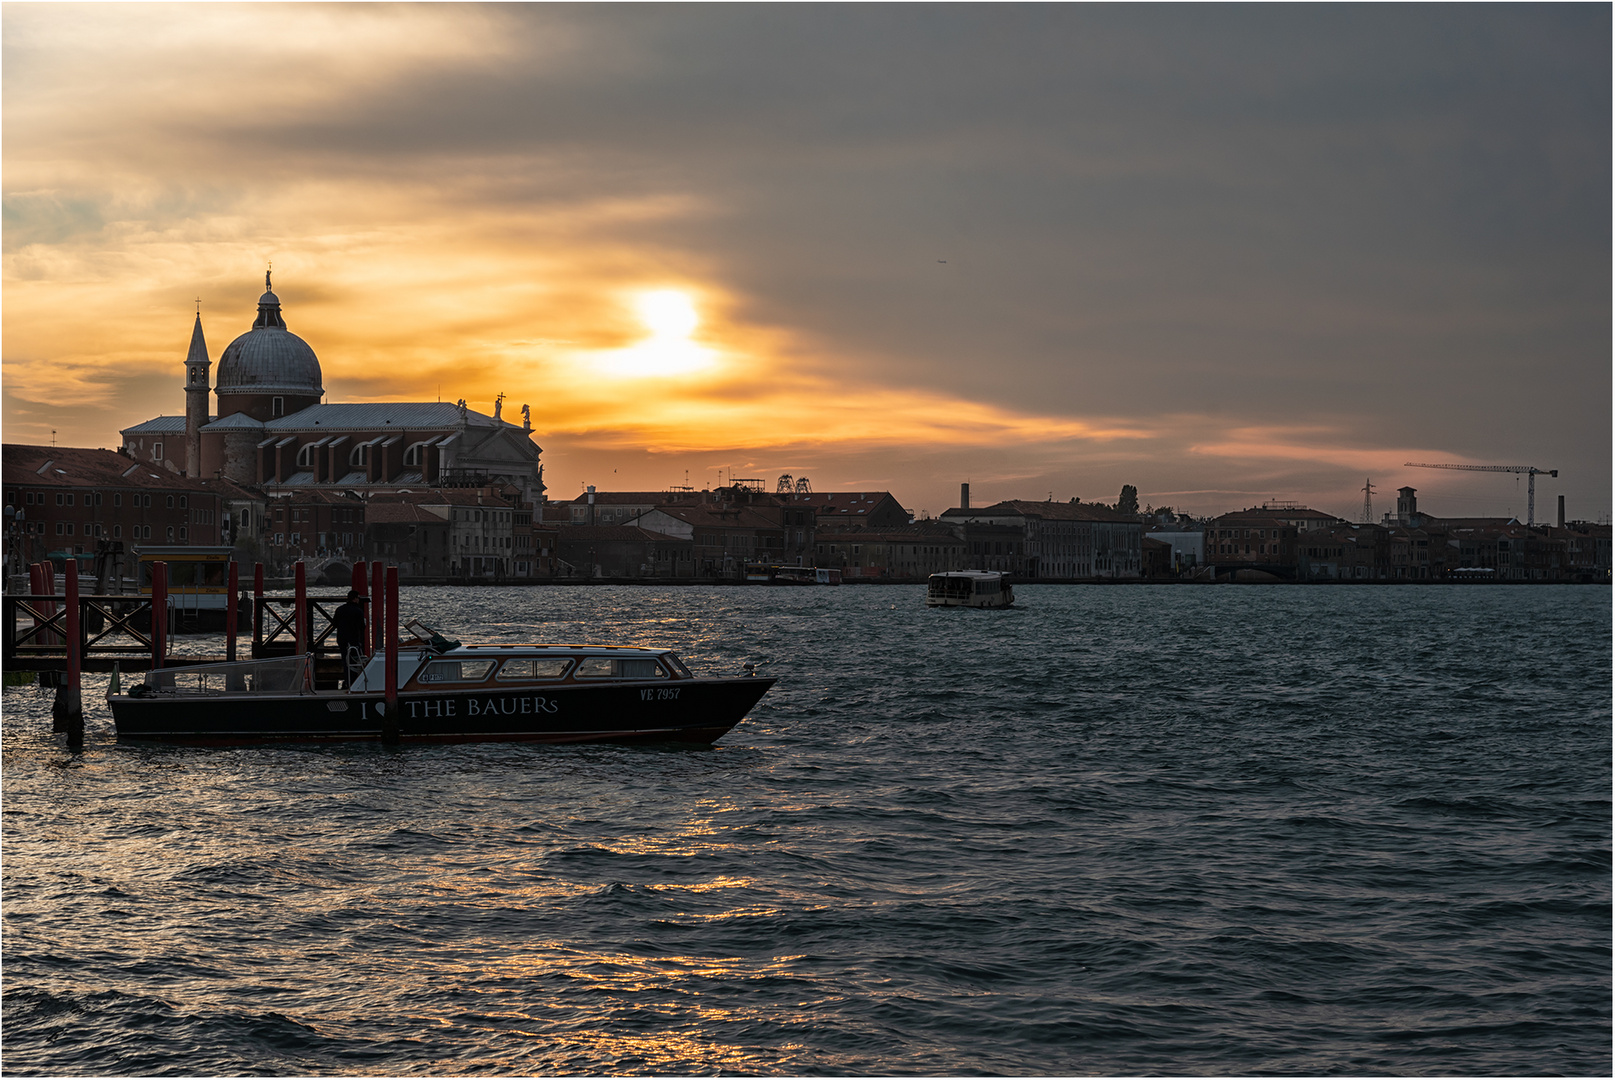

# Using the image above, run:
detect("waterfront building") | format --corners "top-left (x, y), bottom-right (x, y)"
top-left (1202, 505), bottom-right (1344, 579)
top-left (2, 443), bottom-right (229, 575)
top-left (1297, 523), bottom-right (1392, 580)
top-left (360, 502), bottom-right (454, 580)
top-left (553, 525), bottom-right (694, 579)
top-left (1145, 526), bottom-right (1205, 574)
top-left (940, 499), bottom-right (1141, 579)
top-left (814, 525), bottom-right (966, 579)
top-left (630, 503), bottom-right (786, 578)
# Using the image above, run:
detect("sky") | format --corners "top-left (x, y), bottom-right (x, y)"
top-left (3, 3), bottom-right (1609, 523)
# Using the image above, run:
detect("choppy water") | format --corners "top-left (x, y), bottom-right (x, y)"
top-left (3, 584), bottom-right (1609, 1076)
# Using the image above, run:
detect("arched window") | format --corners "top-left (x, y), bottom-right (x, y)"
top-left (350, 444), bottom-right (367, 468)
top-left (404, 441), bottom-right (431, 467)
top-left (296, 443), bottom-right (314, 468)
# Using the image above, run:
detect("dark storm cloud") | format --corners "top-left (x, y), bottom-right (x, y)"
top-left (6, 3), bottom-right (1607, 514)
top-left (221, 4), bottom-right (1607, 421)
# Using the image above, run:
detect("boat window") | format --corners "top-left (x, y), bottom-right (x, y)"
top-left (418, 659), bottom-right (497, 683)
top-left (496, 658), bottom-right (572, 680)
top-left (620, 658), bottom-right (666, 679)
top-left (574, 656), bottom-right (668, 679)
top-left (664, 654), bottom-right (693, 678)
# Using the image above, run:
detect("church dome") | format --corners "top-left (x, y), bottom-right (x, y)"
top-left (215, 272), bottom-right (324, 399)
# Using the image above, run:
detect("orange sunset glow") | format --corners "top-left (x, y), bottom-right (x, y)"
top-left (2, 4), bottom-right (1607, 520)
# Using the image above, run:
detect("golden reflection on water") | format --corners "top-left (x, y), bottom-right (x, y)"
top-left (340, 800), bottom-right (847, 1071)
top-left (386, 941), bottom-right (831, 1072)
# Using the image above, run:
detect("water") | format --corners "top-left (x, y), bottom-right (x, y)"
top-left (3, 584), bottom-right (1609, 1075)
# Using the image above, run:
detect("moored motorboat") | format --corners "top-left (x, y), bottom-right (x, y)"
top-left (108, 622), bottom-right (775, 746)
top-left (925, 570), bottom-right (1014, 608)
top-left (743, 563), bottom-right (842, 585)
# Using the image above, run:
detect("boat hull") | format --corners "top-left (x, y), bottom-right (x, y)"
top-left (108, 677), bottom-right (776, 747)
top-left (924, 595), bottom-right (1013, 608)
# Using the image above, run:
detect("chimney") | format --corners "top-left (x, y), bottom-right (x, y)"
top-left (960, 483), bottom-right (970, 511)
top-left (1558, 494), bottom-right (1565, 529)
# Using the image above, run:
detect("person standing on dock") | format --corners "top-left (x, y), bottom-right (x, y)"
top-left (333, 589), bottom-right (369, 688)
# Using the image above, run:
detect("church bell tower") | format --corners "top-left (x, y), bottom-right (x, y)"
top-left (183, 311), bottom-right (211, 477)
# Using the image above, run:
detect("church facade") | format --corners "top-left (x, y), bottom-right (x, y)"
top-left (121, 274), bottom-right (546, 505)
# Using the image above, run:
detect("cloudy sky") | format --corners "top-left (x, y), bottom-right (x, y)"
top-left (4, 4), bottom-right (1608, 521)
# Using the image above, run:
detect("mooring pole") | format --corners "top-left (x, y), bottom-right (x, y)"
top-left (28, 562), bottom-right (47, 646)
top-left (151, 561), bottom-right (168, 669)
top-left (253, 562), bottom-right (265, 653)
top-left (352, 561), bottom-right (369, 653)
top-left (384, 564), bottom-right (399, 741)
top-left (57, 560), bottom-right (84, 749)
top-left (37, 562), bottom-right (60, 647)
top-left (294, 561), bottom-right (307, 656)
top-left (371, 560), bottom-right (384, 655)
top-left (226, 561), bottom-right (240, 662)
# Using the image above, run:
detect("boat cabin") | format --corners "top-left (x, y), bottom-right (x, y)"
top-left (352, 644), bottom-right (696, 693)
top-left (925, 570), bottom-right (1014, 608)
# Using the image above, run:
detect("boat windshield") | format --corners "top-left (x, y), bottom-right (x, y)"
top-left (142, 656), bottom-right (309, 695)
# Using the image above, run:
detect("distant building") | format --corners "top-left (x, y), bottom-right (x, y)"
top-left (1145, 526), bottom-right (1205, 574)
top-left (1297, 523), bottom-right (1391, 580)
top-left (362, 501), bottom-right (453, 579)
top-left (1205, 505), bottom-right (1344, 579)
top-left (120, 273), bottom-right (547, 504)
top-left (940, 499), bottom-right (1141, 579)
top-left (815, 525), bottom-right (966, 579)
top-left (3, 443), bottom-right (229, 571)
top-left (553, 525), bottom-right (694, 579)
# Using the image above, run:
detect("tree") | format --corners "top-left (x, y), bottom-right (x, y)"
top-left (1115, 484), bottom-right (1139, 515)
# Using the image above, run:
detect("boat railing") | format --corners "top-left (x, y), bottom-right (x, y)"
top-left (136, 655), bottom-right (311, 696)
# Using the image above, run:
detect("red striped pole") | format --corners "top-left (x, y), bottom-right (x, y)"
top-left (29, 562), bottom-right (47, 646)
top-left (65, 560), bottom-right (81, 691)
top-left (226, 560), bottom-right (240, 662)
top-left (294, 561), bottom-right (307, 655)
top-left (62, 560), bottom-right (83, 747)
top-left (352, 561), bottom-right (369, 652)
top-left (384, 564), bottom-right (399, 739)
top-left (253, 562), bottom-right (265, 654)
top-left (39, 561), bottom-right (60, 647)
top-left (371, 560), bottom-right (384, 654)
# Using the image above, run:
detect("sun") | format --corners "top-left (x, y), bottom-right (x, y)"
top-left (595, 289), bottom-right (716, 378)
top-left (636, 290), bottom-right (700, 338)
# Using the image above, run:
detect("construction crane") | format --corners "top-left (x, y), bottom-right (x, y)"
top-left (1403, 462), bottom-right (1558, 526)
